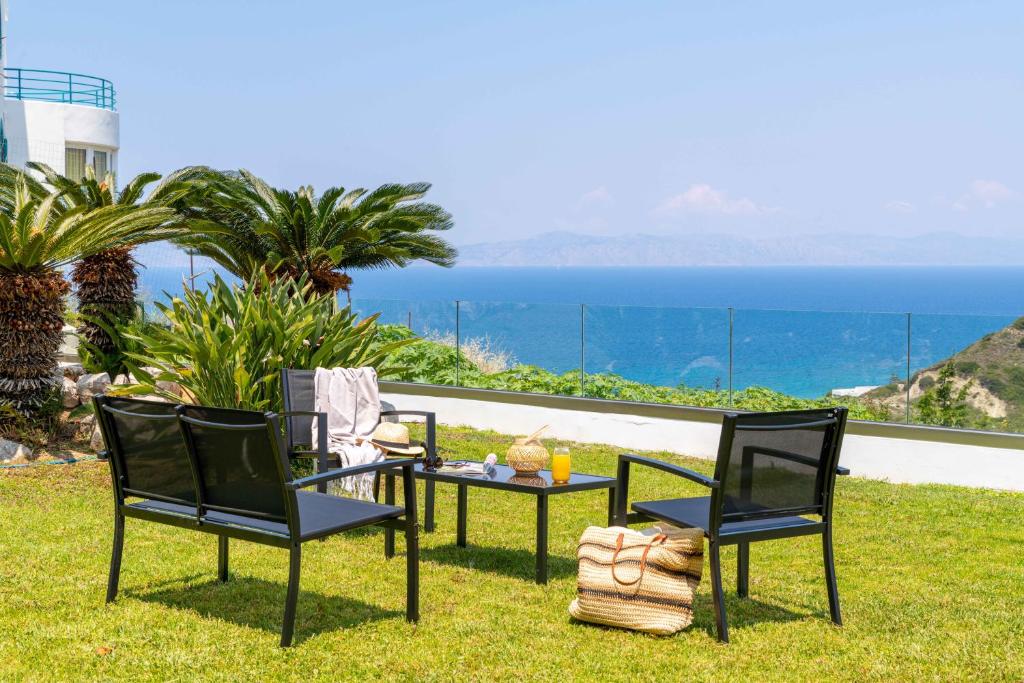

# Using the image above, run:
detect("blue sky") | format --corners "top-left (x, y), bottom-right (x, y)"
top-left (7, 1), bottom-right (1023, 244)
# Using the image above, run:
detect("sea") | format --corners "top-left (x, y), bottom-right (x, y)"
top-left (137, 264), bottom-right (1024, 399)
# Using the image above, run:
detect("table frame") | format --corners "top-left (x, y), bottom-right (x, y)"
top-left (383, 465), bottom-right (616, 584)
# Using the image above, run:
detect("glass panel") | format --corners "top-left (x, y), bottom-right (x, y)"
top-left (135, 241), bottom-right (233, 313)
top-left (457, 301), bottom-right (582, 395)
top-left (732, 309), bottom-right (908, 422)
top-left (92, 150), bottom-right (107, 177)
top-left (349, 298), bottom-right (459, 386)
top-left (64, 146), bottom-right (86, 180)
top-left (909, 312), bottom-right (1020, 433)
top-left (583, 305), bottom-right (730, 406)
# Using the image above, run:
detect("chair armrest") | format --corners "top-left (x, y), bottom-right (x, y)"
top-left (380, 410), bottom-right (437, 460)
top-left (619, 453), bottom-right (720, 489)
top-left (286, 458), bottom-right (417, 490)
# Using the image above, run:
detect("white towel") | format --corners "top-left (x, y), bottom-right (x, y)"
top-left (312, 367), bottom-right (384, 500)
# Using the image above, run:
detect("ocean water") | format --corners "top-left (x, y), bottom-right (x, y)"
top-left (137, 264), bottom-right (1024, 398)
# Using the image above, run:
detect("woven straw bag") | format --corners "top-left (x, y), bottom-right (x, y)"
top-left (569, 524), bottom-right (704, 635)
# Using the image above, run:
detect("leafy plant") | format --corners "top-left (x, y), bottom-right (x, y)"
top-left (5, 162), bottom-right (201, 376)
top-left (174, 169), bottom-right (456, 297)
top-left (112, 272), bottom-right (413, 411)
top-left (0, 175), bottom-right (177, 415)
top-left (916, 364), bottom-right (971, 428)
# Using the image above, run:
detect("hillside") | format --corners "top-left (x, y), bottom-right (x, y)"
top-left (457, 231), bottom-right (1024, 267)
top-left (868, 317), bottom-right (1024, 430)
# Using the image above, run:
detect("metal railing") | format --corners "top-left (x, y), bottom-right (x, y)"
top-left (3, 68), bottom-right (116, 111)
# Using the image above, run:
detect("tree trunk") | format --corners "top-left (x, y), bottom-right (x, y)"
top-left (71, 247), bottom-right (138, 376)
top-left (0, 270), bottom-right (69, 416)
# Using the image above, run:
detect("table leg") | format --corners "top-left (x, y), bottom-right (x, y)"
top-left (456, 483), bottom-right (468, 548)
top-left (424, 479), bottom-right (436, 533)
top-left (536, 493), bottom-right (549, 584)
top-left (607, 487), bottom-right (617, 526)
top-left (384, 473), bottom-right (396, 558)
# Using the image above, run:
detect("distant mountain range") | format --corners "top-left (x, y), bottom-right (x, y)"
top-left (456, 231), bottom-right (1024, 267)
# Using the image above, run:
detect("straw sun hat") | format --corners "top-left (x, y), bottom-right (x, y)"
top-left (369, 422), bottom-right (425, 456)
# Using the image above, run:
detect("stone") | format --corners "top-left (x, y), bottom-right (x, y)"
top-left (77, 373), bottom-right (111, 401)
top-left (90, 423), bottom-right (105, 453)
top-left (59, 362), bottom-right (86, 380)
top-left (62, 376), bottom-right (80, 408)
top-left (0, 438), bottom-right (33, 463)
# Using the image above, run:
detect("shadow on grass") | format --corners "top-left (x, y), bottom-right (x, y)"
top-left (421, 542), bottom-right (577, 581)
top-left (127, 576), bottom-right (402, 645)
top-left (568, 593), bottom-right (814, 640)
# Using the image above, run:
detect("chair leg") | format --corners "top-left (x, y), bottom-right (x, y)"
top-left (709, 540), bottom-right (729, 643)
top-left (406, 519), bottom-right (420, 622)
top-left (218, 536), bottom-right (229, 582)
top-left (384, 474), bottom-right (396, 559)
top-left (737, 542), bottom-right (749, 597)
top-left (280, 544), bottom-right (302, 647)
top-left (106, 512), bottom-right (125, 603)
top-left (823, 527), bottom-right (842, 626)
top-left (373, 472), bottom-right (381, 502)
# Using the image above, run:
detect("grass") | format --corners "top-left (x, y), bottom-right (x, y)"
top-left (2, 425), bottom-right (1023, 681)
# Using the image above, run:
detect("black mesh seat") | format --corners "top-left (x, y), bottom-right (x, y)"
top-left (94, 396), bottom-right (420, 647)
top-left (631, 497), bottom-right (819, 538)
top-left (131, 494), bottom-right (404, 540)
top-left (615, 408), bottom-right (849, 643)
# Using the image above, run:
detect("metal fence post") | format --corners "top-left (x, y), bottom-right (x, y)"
top-left (580, 304), bottom-right (586, 397)
top-left (728, 307), bottom-right (735, 407)
top-left (455, 300), bottom-right (461, 387)
top-left (906, 312), bottom-right (912, 424)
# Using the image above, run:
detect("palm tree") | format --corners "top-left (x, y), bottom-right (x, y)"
top-left (0, 162), bottom-right (198, 379)
top-left (176, 169), bottom-right (456, 297)
top-left (0, 175), bottom-right (177, 415)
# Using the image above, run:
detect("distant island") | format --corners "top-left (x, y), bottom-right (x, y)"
top-left (456, 231), bottom-right (1024, 267)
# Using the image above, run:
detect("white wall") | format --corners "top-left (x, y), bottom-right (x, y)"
top-left (3, 99), bottom-right (118, 174)
top-left (381, 390), bottom-right (1024, 491)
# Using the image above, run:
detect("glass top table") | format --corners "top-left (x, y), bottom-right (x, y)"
top-left (381, 462), bottom-right (617, 584)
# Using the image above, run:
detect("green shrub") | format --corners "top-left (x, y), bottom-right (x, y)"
top-left (113, 273), bottom-right (411, 411)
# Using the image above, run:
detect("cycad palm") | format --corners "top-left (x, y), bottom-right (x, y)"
top-left (0, 162), bottom-right (197, 378)
top-left (0, 175), bottom-right (176, 414)
top-left (178, 169), bottom-right (456, 297)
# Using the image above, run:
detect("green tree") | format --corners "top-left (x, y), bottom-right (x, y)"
top-left (916, 363), bottom-right (972, 428)
top-left (175, 169), bottom-right (456, 297)
top-left (0, 176), bottom-right (176, 415)
top-left (0, 162), bottom-right (199, 379)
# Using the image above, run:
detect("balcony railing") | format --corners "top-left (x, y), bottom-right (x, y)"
top-left (3, 68), bottom-right (116, 111)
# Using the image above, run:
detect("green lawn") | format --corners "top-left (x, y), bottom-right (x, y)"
top-left (2, 426), bottom-right (1023, 681)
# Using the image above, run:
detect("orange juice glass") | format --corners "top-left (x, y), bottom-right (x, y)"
top-left (551, 447), bottom-right (571, 484)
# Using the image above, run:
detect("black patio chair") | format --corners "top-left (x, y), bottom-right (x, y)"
top-left (94, 395), bottom-right (419, 647)
top-left (280, 368), bottom-right (440, 543)
top-left (614, 407), bottom-right (849, 643)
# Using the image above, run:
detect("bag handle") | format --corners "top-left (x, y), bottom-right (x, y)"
top-left (611, 532), bottom-right (666, 586)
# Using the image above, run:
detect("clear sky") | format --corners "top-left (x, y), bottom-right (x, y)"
top-left (6, 1), bottom-right (1023, 244)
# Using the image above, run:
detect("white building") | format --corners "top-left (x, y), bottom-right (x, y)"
top-left (0, 0), bottom-right (119, 178)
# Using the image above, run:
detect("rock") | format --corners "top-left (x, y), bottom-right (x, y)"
top-left (0, 438), bottom-right (33, 463)
top-left (59, 362), bottom-right (86, 380)
top-left (77, 373), bottom-right (111, 401)
top-left (62, 377), bottom-right (80, 408)
top-left (90, 423), bottom-right (106, 453)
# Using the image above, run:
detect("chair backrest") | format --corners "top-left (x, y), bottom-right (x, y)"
top-left (280, 368), bottom-right (316, 451)
top-left (176, 405), bottom-right (295, 528)
top-left (94, 395), bottom-right (195, 506)
top-left (710, 407), bottom-right (848, 529)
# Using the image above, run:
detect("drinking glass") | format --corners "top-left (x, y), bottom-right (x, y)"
top-left (551, 447), bottom-right (571, 484)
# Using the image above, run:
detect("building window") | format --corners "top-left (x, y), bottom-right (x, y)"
top-left (65, 147), bottom-right (87, 180)
top-left (93, 151), bottom-right (108, 178)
